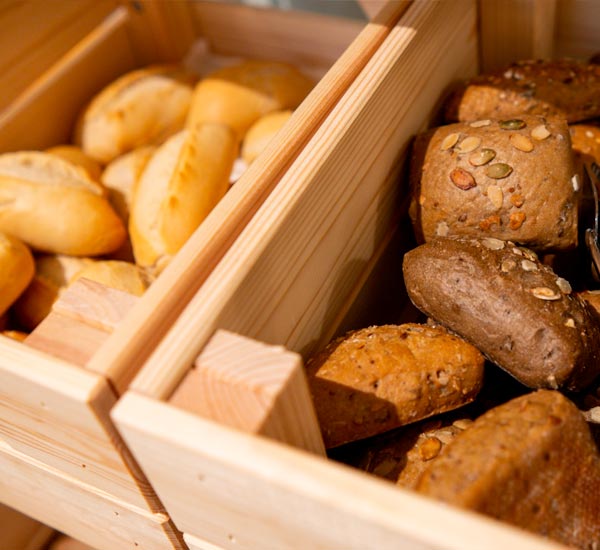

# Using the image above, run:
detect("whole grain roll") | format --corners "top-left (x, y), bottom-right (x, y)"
top-left (0, 233), bottom-right (34, 316)
top-left (417, 390), bottom-right (600, 549)
top-left (306, 323), bottom-right (484, 448)
top-left (445, 58), bottom-right (600, 123)
top-left (403, 237), bottom-right (600, 391)
top-left (409, 115), bottom-right (579, 251)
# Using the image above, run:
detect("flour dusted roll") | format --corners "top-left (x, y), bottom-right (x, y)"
top-left (0, 152), bottom-right (126, 255)
top-left (0, 233), bottom-right (34, 316)
top-left (76, 66), bottom-right (194, 163)
top-left (129, 123), bottom-right (237, 273)
top-left (187, 60), bottom-right (313, 140)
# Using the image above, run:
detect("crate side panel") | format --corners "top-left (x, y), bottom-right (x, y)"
top-left (0, 503), bottom-right (55, 550)
top-left (554, 0), bottom-right (600, 58)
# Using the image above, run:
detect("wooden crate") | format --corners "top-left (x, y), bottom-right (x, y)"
top-left (0, 503), bottom-right (55, 550)
top-left (0, 1), bottom-right (414, 549)
top-left (112, 1), bottom-right (600, 549)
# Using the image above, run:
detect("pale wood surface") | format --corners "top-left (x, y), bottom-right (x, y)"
top-left (113, 392), bottom-right (565, 550)
top-left (130, 0), bottom-right (477, 400)
top-left (479, 0), bottom-right (558, 72)
top-left (0, 503), bottom-right (55, 550)
top-left (88, 0), bottom-right (411, 394)
top-left (170, 330), bottom-right (325, 455)
top-left (554, 0), bottom-right (600, 58)
top-left (183, 533), bottom-right (224, 550)
top-left (0, 440), bottom-right (183, 550)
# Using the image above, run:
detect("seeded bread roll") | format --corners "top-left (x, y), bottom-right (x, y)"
top-left (417, 390), bottom-right (600, 549)
top-left (241, 110), bottom-right (293, 164)
top-left (409, 115), bottom-right (579, 251)
top-left (187, 60), bottom-right (313, 140)
top-left (76, 66), bottom-right (194, 163)
top-left (403, 237), bottom-right (600, 391)
top-left (0, 233), bottom-right (34, 316)
top-left (306, 323), bottom-right (484, 448)
top-left (0, 152), bottom-right (126, 256)
top-left (445, 58), bottom-right (600, 123)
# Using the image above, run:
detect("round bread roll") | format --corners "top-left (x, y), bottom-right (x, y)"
top-left (76, 66), bottom-right (194, 163)
top-left (0, 233), bottom-right (34, 316)
top-left (241, 110), bottom-right (292, 164)
top-left (129, 123), bottom-right (237, 273)
top-left (187, 60), bottom-right (313, 140)
top-left (75, 260), bottom-right (148, 296)
top-left (2, 330), bottom-right (28, 342)
top-left (13, 254), bottom-right (93, 330)
top-left (46, 145), bottom-right (102, 181)
top-left (0, 151), bottom-right (126, 255)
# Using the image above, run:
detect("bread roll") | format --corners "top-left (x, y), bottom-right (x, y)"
top-left (46, 145), bottom-right (102, 181)
top-left (187, 60), bottom-right (313, 139)
top-left (129, 123), bottom-right (237, 272)
top-left (0, 233), bottom-right (34, 316)
top-left (242, 110), bottom-right (292, 164)
top-left (2, 330), bottom-right (28, 342)
top-left (445, 58), bottom-right (600, 123)
top-left (306, 324), bottom-right (484, 448)
top-left (75, 261), bottom-right (148, 297)
top-left (417, 390), bottom-right (600, 549)
top-left (0, 152), bottom-right (126, 255)
top-left (403, 237), bottom-right (600, 391)
top-left (409, 115), bottom-right (579, 251)
top-left (76, 66), bottom-right (194, 163)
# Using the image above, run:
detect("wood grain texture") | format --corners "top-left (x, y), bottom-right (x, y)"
top-left (113, 392), bottom-right (564, 550)
top-left (88, 0), bottom-right (411, 394)
top-left (183, 533), bottom-right (224, 550)
top-left (554, 0), bottom-right (600, 58)
top-left (129, 0), bottom-right (477, 400)
top-left (0, 503), bottom-right (55, 550)
top-left (169, 330), bottom-right (325, 455)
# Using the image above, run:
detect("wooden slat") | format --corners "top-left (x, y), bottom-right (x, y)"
top-left (87, 0), bottom-right (412, 393)
top-left (169, 330), bottom-right (325, 455)
top-left (183, 533), bottom-right (224, 550)
top-left (128, 0), bottom-right (478, 400)
top-left (0, 503), bottom-right (55, 550)
top-left (554, 0), bottom-right (600, 58)
top-left (113, 392), bottom-right (564, 550)
top-left (0, 440), bottom-right (183, 550)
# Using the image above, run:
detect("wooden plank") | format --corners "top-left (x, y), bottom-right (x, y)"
top-left (169, 330), bottom-right (325, 455)
top-left (113, 392), bottom-right (563, 550)
top-left (0, 6), bottom-right (135, 152)
top-left (87, 0), bottom-right (412, 393)
top-left (0, 440), bottom-right (184, 550)
top-left (129, 0), bottom-right (478, 400)
top-left (184, 533), bottom-right (224, 550)
top-left (0, 503), bottom-right (55, 550)
top-left (479, 0), bottom-right (558, 72)
top-left (554, 0), bottom-right (600, 58)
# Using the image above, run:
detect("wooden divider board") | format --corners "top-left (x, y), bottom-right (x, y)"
top-left (554, 0), bottom-right (600, 58)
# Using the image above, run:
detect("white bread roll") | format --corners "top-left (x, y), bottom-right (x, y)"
top-left (0, 233), bottom-right (34, 316)
top-left (129, 123), bottom-right (237, 272)
top-left (46, 145), bottom-right (102, 181)
top-left (0, 151), bottom-right (126, 256)
top-left (187, 60), bottom-right (313, 140)
top-left (242, 110), bottom-right (293, 164)
top-left (75, 260), bottom-right (148, 297)
top-left (76, 66), bottom-right (194, 163)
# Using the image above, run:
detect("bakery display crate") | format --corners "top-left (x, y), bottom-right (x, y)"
top-left (112, 0), bottom-right (600, 549)
top-left (0, 1), bottom-right (413, 549)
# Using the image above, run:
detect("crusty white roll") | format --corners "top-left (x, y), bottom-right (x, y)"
top-left (75, 260), bottom-right (148, 297)
top-left (0, 151), bottom-right (126, 256)
top-left (0, 233), bottom-right (34, 316)
top-left (187, 60), bottom-right (313, 140)
top-left (76, 66), bottom-right (194, 163)
top-left (129, 123), bottom-right (237, 273)
top-left (241, 110), bottom-right (293, 164)
top-left (46, 145), bottom-right (102, 181)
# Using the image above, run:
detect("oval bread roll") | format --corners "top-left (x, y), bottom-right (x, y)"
top-left (187, 60), bottom-right (313, 139)
top-left (46, 145), bottom-right (102, 181)
top-left (241, 110), bottom-right (292, 164)
top-left (75, 261), bottom-right (148, 297)
top-left (0, 233), bottom-right (34, 316)
top-left (0, 152), bottom-right (126, 255)
top-left (129, 123), bottom-right (237, 272)
top-left (76, 66), bottom-right (194, 163)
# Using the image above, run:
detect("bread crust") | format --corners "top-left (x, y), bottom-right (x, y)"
top-left (0, 233), bottom-right (34, 316)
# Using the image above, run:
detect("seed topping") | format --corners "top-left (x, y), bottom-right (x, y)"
top-left (500, 119), bottom-right (526, 130)
top-left (521, 259), bottom-right (538, 271)
top-left (510, 134), bottom-right (534, 152)
top-left (469, 119), bottom-right (491, 128)
top-left (469, 148), bottom-right (496, 166)
top-left (487, 185), bottom-right (503, 209)
top-left (531, 287), bottom-right (561, 300)
top-left (441, 133), bottom-right (460, 150)
top-left (457, 136), bottom-right (481, 153)
top-left (481, 237), bottom-right (505, 250)
top-left (556, 277), bottom-right (572, 294)
top-left (531, 124), bottom-right (551, 140)
top-left (509, 211), bottom-right (526, 230)
top-left (486, 163), bottom-right (513, 179)
top-left (450, 168), bottom-right (476, 190)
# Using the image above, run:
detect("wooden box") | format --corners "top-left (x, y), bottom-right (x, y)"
top-left (0, 1), bottom-right (411, 548)
top-left (0, 503), bottom-right (55, 550)
top-left (112, 1), bottom-right (600, 549)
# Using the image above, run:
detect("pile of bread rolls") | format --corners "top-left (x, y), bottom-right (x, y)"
top-left (308, 57), bottom-right (600, 548)
top-left (0, 59), bottom-right (313, 338)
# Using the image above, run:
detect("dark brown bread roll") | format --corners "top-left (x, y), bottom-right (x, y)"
top-left (445, 58), bottom-right (600, 123)
top-left (306, 323), bottom-right (484, 448)
top-left (409, 115), bottom-right (579, 251)
top-left (416, 390), bottom-right (600, 550)
top-left (402, 237), bottom-right (600, 391)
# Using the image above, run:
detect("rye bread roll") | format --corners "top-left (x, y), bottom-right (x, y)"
top-left (0, 233), bottom-right (34, 316)
top-left (0, 152), bottom-right (126, 256)
top-left (403, 237), bottom-right (600, 391)
top-left (417, 390), bottom-right (600, 549)
top-left (306, 323), bottom-right (484, 448)
top-left (445, 58), bottom-right (600, 123)
top-left (409, 115), bottom-right (579, 251)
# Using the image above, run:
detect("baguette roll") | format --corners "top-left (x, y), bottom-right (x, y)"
top-left (76, 66), bottom-right (194, 163)
top-left (129, 123), bottom-right (237, 272)
top-left (0, 152), bottom-right (126, 255)
top-left (0, 233), bottom-right (34, 316)
top-left (46, 145), bottom-right (102, 181)
top-left (241, 110), bottom-right (292, 164)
